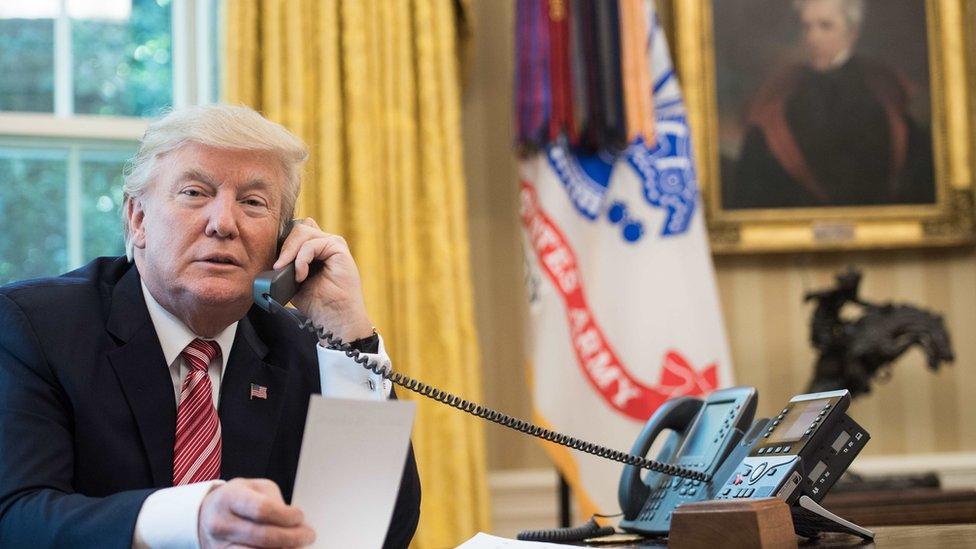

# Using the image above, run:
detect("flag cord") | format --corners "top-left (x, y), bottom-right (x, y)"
top-left (266, 296), bottom-right (711, 483)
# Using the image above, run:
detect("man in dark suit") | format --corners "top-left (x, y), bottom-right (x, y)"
top-left (0, 105), bottom-right (420, 548)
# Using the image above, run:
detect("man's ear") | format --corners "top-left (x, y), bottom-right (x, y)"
top-left (126, 197), bottom-right (148, 250)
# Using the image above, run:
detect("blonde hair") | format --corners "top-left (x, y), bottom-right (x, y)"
top-left (122, 104), bottom-right (309, 260)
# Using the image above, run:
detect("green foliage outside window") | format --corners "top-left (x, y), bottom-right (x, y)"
top-left (0, 151), bottom-right (69, 283)
top-left (74, 0), bottom-right (173, 117)
top-left (0, 0), bottom-right (179, 285)
top-left (0, 20), bottom-right (54, 112)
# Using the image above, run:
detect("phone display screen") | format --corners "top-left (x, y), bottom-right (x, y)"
top-left (678, 400), bottom-right (736, 462)
top-left (768, 400), bottom-right (825, 444)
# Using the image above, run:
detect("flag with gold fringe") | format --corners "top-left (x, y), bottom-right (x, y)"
top-left (516, 0), bottom-right (735, 518)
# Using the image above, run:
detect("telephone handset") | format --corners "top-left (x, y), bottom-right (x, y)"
top-left (618, 396), bottom-right (701, 520)
top-left (252, 264), bottom-right (297, 313)
top-left (618, 387), bottom-right (759, 534)
top-left (253, 220), bottom-right (319, 313)
top-left (252, 222), bottom-right (708, 482)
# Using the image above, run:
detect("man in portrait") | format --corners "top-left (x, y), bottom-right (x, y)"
top-left (0, 105), bottom-right (420, 548)
top-left (727, 0), bottom-right (934, 209)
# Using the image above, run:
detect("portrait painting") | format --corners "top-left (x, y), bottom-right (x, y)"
top-left (715, 0), bottom-right (934, 210)
top-left (669, 0), bottom-right (975, 252)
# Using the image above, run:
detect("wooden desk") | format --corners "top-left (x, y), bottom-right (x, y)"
top-left (584, 524), bottom-right (976, 547)
top-left (822, 488), bottom-right (976, 526)
top-left (571, 490), bottom-right (976, 547)
top-left (801, 524), bottom-right (976, 548)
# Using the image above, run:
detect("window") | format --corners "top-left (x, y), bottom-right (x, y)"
top-left (0, 0), bottom-right (219, 284)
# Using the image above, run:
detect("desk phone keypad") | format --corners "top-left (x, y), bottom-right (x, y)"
top-left (635, 460), bottom-right (707, 523)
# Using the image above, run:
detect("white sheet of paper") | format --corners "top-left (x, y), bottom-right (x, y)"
top-left (292, 396), bottom-right (416, 549)
top-left (455, 533), bottom-right (572, 548)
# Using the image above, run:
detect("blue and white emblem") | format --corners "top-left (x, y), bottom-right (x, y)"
top-left (545, 145), bottom-right (613, 221)
top-left (626, 116), bottom-right (698, 237)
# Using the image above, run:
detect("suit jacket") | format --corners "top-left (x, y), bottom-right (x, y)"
top-left (0, 257), bottom-right (420, 548)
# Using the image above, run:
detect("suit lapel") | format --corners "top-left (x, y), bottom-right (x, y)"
top-left (219, 316), bottom-right (291, 479)
top-left (105, 266), bottom-right (177, 488)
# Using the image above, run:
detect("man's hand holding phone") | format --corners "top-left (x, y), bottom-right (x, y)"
top-left (271, 218), bottom-right (375, 344)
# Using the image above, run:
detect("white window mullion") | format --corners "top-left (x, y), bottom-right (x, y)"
top-left (54, 0), bottom-right (74, 117)
top-left (172, 0), bottom-right (194, 107)
top-left (66, 145), bottom-right (83, 269)
top-left (195, 0), bottom-right (214, 104)
top-left (0, 113), bottom-right (147, 140)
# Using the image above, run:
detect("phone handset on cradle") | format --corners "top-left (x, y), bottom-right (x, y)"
top-left (618, 396), bottom-right (702, 520)
top-left (252, 222), bottom-right (708, 482)
top-left (618, 387), bottom-right (759, 532)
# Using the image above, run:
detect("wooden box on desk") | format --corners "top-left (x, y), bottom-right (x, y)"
top-left (669, 498), bottom-right (797, 549)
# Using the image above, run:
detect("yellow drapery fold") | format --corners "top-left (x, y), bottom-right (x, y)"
top-left (225, 1), bottom-right (490, 546)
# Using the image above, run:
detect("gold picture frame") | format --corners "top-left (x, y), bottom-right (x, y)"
top-left (670, 0), bottom-right (976, 253)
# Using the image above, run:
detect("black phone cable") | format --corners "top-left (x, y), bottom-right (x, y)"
top-left (267, 298), bottom-right (710, 483)
top-left (517, 517), bottom-right (615, 543)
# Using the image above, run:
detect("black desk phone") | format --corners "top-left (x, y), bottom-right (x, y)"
top-left (254, 225), bottom-right (873, 542)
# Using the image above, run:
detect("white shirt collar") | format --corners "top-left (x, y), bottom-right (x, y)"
top-left (829, 48), bottom-right (853, 69)
top-left (140, 281), bottom-right (238, 369)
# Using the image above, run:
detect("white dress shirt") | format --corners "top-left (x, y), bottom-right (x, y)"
top-left (132, 282), bottom-right (389, 548)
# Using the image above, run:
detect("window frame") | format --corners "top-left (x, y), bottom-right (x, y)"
top-left (0, 0), bottom-right (220, 272)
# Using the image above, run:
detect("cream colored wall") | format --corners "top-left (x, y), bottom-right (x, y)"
top-left (716, 250), bottom-right (976, 456)
top-left (461, 0), bottom-right (549, 471)
top-left (461, 1), bottom-right (976, 472)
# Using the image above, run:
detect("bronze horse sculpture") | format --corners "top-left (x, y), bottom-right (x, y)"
top-left (805, 269), bottom-right (954, 398)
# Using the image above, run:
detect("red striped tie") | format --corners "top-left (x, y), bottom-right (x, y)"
top-left (173, 338), bottom-right (222, 485)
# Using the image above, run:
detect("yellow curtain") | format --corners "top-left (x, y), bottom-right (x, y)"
top-left (224, 1), bottom-right (490, 546)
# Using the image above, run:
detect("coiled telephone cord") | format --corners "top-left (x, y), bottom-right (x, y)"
top-left (517, 517), bottom-right (615, 543)
top-left (269, 298), bottom-right (710, 482)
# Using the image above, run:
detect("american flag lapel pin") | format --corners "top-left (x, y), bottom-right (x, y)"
top-left (249, 383), bottom-right (268, 400)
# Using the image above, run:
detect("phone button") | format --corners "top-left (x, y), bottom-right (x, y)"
top-left (749, 462), bottom-right (769, 483)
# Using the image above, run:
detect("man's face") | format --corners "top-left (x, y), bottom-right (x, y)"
top-left (128, 142), bottom-right (284, 316)
top-left (800, 0), bottom-right (857, 71)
